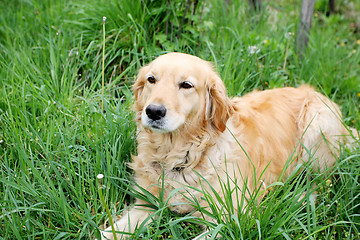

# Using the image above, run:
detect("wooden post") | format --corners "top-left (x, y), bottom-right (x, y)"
top-left (177, 0), bottom-right (192, 39)
top-left (248, 0), bottom-right (261, 12)
top-left (296, 0), bottom-right (315, 56)
top-left (328, 0), bottom-right (336, 15)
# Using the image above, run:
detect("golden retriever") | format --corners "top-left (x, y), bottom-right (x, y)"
top-left (101, 52), bottom-right (358, 240)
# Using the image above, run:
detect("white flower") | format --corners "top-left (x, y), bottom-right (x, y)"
top-left (97, 174), bottom-right (104, 186)
top-left (248, 45), bottom-right (260, 55)
top-left (103, 16), bottom-right (107, 22)
top-left (285, 32), bottom-right (294, 39)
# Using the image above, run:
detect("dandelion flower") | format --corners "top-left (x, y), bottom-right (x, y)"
top-left (248, 45), bottom-right (260, 55)
top-left (97, 173), bottom-right (104, 186)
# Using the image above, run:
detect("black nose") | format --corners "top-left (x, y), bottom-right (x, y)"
top-left (145, 104), bottom-right (167, 121)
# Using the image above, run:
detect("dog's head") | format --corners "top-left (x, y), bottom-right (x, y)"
top-left (133, 52), bottom-right (232, 133)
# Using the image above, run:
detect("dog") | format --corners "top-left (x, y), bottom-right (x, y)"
top-left (101, 52), bottom-right (358, 239)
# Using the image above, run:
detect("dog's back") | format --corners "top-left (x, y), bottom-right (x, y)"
top-left (227, 85), bottom-right (352, 189)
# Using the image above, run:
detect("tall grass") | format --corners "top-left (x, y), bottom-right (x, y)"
top-left (1, 0), bottom-right (359, 239)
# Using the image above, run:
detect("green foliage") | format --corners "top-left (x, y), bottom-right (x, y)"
top-left (1, 0), bottom-right (359, 239)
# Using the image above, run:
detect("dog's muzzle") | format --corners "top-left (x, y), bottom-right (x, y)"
top-left (145, 104), bottom-right (167, 121)
top-left (142, 103), bottom-right (183, 133)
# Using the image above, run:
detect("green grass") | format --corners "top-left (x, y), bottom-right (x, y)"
top-left (1, 0), bottom-right (359, 239)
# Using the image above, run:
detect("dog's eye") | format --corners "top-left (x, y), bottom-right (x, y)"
top-left (179, 81), bottom-right (193, 89)
top-left (147, 76), bottom-right (156, 84)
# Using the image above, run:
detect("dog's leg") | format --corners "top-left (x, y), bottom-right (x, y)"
top-left (297, 94), bottom-right (347, 171)
top-left (346, 127), bottom-right (359, 149)
top-left (101, 205), bottom-right (152, 240)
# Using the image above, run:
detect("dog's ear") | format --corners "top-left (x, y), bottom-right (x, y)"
top-left (132, 66), bottom-right (149, 121)
top-left (133, 65), bottom-right (150, 123)
top-left (133, 65), bottom-right (149, 101)
top-left (206, 72), bottom-right (232, 132)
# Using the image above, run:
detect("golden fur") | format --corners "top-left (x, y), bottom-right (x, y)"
top-left (101, 52), bottom-right (358, 240)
